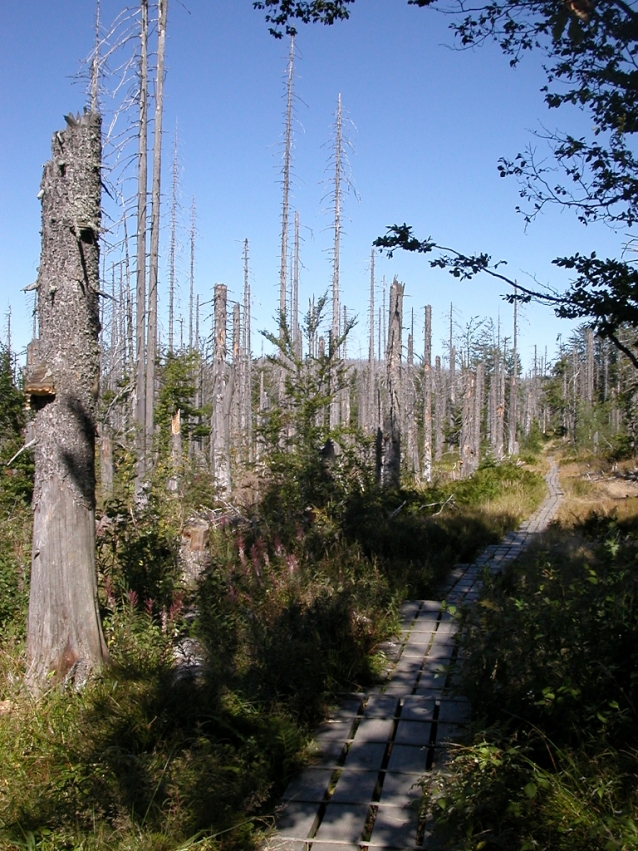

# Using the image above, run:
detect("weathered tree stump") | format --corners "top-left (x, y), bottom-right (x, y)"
top-left (26, 111), bottom-right (108, 689)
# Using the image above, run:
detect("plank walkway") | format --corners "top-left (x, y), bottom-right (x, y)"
top-left (266, 462), bottom-right (564, 851)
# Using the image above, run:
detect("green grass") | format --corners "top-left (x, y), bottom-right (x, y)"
top-left (0, 456), bottom-right (545, 850)
top-left (430, 507), bottom-right (638, 850)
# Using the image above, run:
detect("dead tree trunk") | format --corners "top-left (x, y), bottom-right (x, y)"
top-left (405, 320), bottom-right (419, 476)
top-left (422, 304), bottom-right (433, 482)
top-left (26, 111), bottom-right (108, 688)
top-left (434, 355), bottom-right (444, 461)
top-left (380, 278), bottom-right (403, 488)
top-left (474, 362), bottom-right (484, 464)
top-left (210, 284), bottom-right (232, 491)
top-left (134, 0), bottom-right (149, 481)
top-left (508, 291), bottom-right (519, 456)
top-left (145, 0), bottom-right (168, 456)
top-left (279, 36), bottom-right (295, 334)
top-left (168, 124), bottom-right (178, 354)
top-left (243, 239), bottom-right (253, 462)
top-left (459, 369), bottom-right (477, 478)
top-left (367, 248), bottom-right (376, 432)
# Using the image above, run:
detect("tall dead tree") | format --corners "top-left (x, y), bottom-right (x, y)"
top-left (405, 314), bottom-right (420, 475)
top-left (145, 0), bottom-right (168, 452)
top-left (329, 94), bottom-right (345, 428)
top-left (279, 36), bottom-right (295, 334)
top-left (493, 351), bottom-right (505, 460)
top-left (473, 362), bottom-right (484, 464)
top-left (380, 277), bottom-right (403, 488)
top-left (210, 284), bottom-right (232, 490)
top-left (585, 327), bottom-right (595, 404)
top-left (26, 112), bottom-right (108, 688)
top-left (459, 369), bottom-right (477, 478)
top-left (449, 303), bottom-right (456, 408)
top-left (292, 211), bottom-right (300, 352)
top-left (189, 198), bottom-right (196, 351)
top-left (367, 248), bottom-right (376, 432)
top-left (422, 304), bottom-right (433, 481)
top-left (168, 124), bottom-right (178, 354)
top-left (434, 355), bottom-right (444, 461)
top-left (243, 239), bottom-right (253, 461)
top-left (508, 287), bottom-right (519, 456)
top-left (134, 0), bottom-right (149, 479)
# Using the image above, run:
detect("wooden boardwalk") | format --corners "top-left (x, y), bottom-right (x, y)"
top-left (267, 462), bottom-right (563, 851)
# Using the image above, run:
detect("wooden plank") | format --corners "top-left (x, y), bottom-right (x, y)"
top-left (365, 694), bottom-right (401, 718)
top-left (394, 720), bottom-right (432, 746)
top-left (263, 838), bottom-right (308, 851)
top-left (353, 716), bottom-right (395, 744)
top-left (282, 767), bottom-right (335, 803)
top-left (386, 744), bottom-right (428, 774)
top-left (313, 803), bottom-right (371, 843)
top-left (344, 741), bottom-right (387, 771)
top-left (330, 769), bottom-right (380, 804)
top-left (275, 801), bottom-right (321, 838)
top-left (379, 771), bottom-right (423, 804)
top-left (315, 720), bottom-right (356, 743)
top-left (400, 695), bottom-right (435, 721)
top-left (368, 803), bottom-right (420, 847)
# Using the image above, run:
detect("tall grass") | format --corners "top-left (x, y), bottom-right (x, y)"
top-left (430, 479), bottom-right (638, 850)
top-left (0, 455), bottom-right (544, 850)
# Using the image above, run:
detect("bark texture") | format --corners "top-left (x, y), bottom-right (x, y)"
top-left (380, 278), bottom-right (403, 488)
top-left (27, 111), bottom-right (108, 688)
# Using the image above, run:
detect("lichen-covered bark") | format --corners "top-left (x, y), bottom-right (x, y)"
top-left (26, 112), bottom-right (108, 688)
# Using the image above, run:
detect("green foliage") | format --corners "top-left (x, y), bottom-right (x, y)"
top-left (0, 611), bottom-right (301, 851)
top-left (0, 345), bottom-right (31, 640)
top-left (155, 351), bottom-right (209, 453)
top-left (433, 508), bottom-right (638, 848)
top-left (96, 496), bottom-right (182, 617)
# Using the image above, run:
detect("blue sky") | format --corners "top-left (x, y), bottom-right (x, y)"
top-left (0, 0), bottom-right (627, 370)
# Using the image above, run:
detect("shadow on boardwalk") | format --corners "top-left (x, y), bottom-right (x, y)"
top-left (265, 462), bottom-right (563, 851)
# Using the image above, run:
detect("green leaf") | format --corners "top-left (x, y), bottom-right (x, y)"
top-left (524, 782), bottom-right (537, 799)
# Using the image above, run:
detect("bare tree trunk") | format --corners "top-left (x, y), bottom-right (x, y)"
top-left (448, 303), bottom-right (456, 408)
top-left (279, 36), bottom-right (295, 334)
top-left (168, 124), bottom-right (178, 354)
top-left (585, 327), bottom-right (594, 404)
top-left (474, 362), bottom-right (484, 464)
top-left (367, 248), bottom-right (376, 432)
top-left (243, 239), bottom-right (253, 462)
top-left (189, 197), bottom-right (196, 351)
top-left (134, 0), bottom-right (149, 482)
top-left (329, 94), bottom-right (344, 429)
top-left (380, 278), bottom-right (403, 488)
top-left (405, 317), bottom-right (419, 476)
top-left (508, 286), bottom-right (519, 456)
top-left (341, 304), bottom-right (351, 426)
top-left (210, 284), bottom-right (232, 490)
top-left (26, 112), bottom-right (108, 688)
top-left (434, 355), bottom-right (443, 461)
top-left (459, 369), bottom-right (477, 478)
top-left (145, 0), bottom-right (168, 456)
top-left (292, 212), bottom-right (301, 354)
top-left (231, 301), bottom-right (241, 452)
top-left (422, 304), bottom-right (432, 481)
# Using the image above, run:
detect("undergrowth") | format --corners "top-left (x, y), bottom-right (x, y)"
top-left (430, 503), bottom-right (638, 850)
top-left (0, 349), bottom-right (545, 851)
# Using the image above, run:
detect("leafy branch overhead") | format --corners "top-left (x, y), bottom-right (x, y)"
top-left (374, 225), bottom-right (638, 369)
top-left (253, 0), bottom-right (355, 37)
top-left (258, 0), bottom-right (638, 368)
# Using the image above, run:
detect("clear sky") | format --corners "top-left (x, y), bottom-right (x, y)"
top-left (0, 0), bottom-right (627, 371)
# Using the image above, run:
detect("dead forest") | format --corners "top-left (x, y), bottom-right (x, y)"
top-left (3, 2), bottom-right (638, 849)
